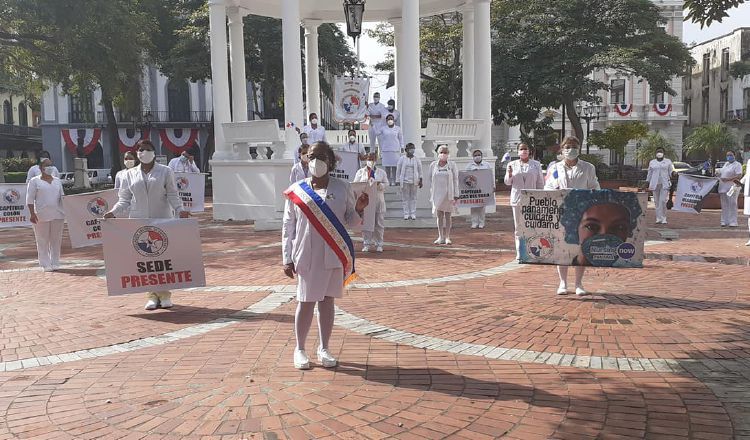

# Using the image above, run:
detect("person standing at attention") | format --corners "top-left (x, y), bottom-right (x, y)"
top-left (505, 143), bottom-right (544, 257)
top-left (645, 147), bottom-right (675, 224)
top-left (353, 151), bottom-right (389, 252)
top-left (718, 149), bottom-right (743, 227)
top-left (430, 145), bottom-right (459, 245)
top-left (466, 149), bottom-right (494, 229)
top-left (378, 114), bottom-right (404, 185)
top-left (737, 155), bottom-right (750, 245)
top-left (26, 158), bottom-right (65, 272)
top-left (397, 143), bottom-right (422, 220)
top-left (26, 151), bottom-right (60, 182)
top-left (297, 113), bottom-right (326, 145)
top-left (366, 92), bottom-right (387, 152)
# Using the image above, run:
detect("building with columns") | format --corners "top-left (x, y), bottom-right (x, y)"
top-left (209, 0), bottom-right (494, 224)
top-left (1, 87), bottom-right (41, 160)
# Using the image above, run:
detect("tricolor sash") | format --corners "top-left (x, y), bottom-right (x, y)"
top-left (284, 180), bottom-right (358, 286)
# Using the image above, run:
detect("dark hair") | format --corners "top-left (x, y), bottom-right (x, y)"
top-left (348, 129), bottom-right (357, 136)
top-left (386, 114), bottom-right (395, 121)
top-left (655, 147), bottom-right (665, 152)
top-left (298, 143), bottom-right (309, 153)
top-left (727, 149), bottom-right (735, 155)
top-left (312, 141), bottom-right (336, 167)
top-left (123, 151), bottom-right (136, 159)
top-left (405, 143), bottom-right (415, 150)
top-left (388, 99), bottom-right (395, 105)
top-left (136, 139), bottom-right (155, 150)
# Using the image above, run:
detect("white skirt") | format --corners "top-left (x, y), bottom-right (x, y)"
top-left (381, 151), bottom-right (400, 167)
top-left (296, 267), bottom-right (344, 302)
top-left (744, 196), bottom-right (750, 216)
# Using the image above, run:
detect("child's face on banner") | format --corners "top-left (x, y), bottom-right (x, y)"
top-left (577, 203), bottom-right (631, 265)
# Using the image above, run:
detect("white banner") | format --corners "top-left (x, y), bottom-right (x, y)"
top-left (330, 151), bottom-right (360, 182)
top-left (102, 218), bottom-right (206, 296)
top-left (334, 76), bottom-right (370, 123)
top-left (62, 189), bottom-right (119, 248)
top-left (0, 184), bottom-right (31, 228)
top-left (174, 173), bottom-right (206, 213)
top-left (457, 169), bottom-right (495, 208)
top-left (672, 174), bottom-right (719, 213)
top-left (516, 190), bottom-right (647, 268)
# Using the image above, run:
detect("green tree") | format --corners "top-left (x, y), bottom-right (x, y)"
top-left (491, 0), bottom-right (694, 140)
top-left (684, 0), bottom-right (746, 27)
top-left (684, 123), bottom-right (738, 173)
top-left (588, 121), bottom-right (649, 175)
top-left (634, 132), bottom-right (678, 167)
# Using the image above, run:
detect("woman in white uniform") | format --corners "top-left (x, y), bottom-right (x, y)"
top-left (378, 114), bottom-right (404, 185)
top-left (104, 140), bottom-right (189, 310)
top-left (429, 145), bottom-right (459, 245)
top-left (340, 129), bottom-right (367, 168)
top-left (505, 143), bottom-right (545, 257)
top-left (466, 149), bottom-right (494, 229)
top-left (26, 158), bottom-right (65, 272)
top-left (718, 150), bottom-right (743, 227)
top-left (544, 137), bottom-right (600, 296)
top-left (645, 147), bottom-right (675, 224)
top-left (114, 151), bottom-right (137, 190)
top-left (168, 150), bottom-right (200, 173)
top-left (353, 151), bottom-right (388, 252)
top-left (290, 144), bottom-right (310, 183)
top-left (282, 141), bottom-right (368, 370)
top-left (397, 143), bottom-right (422, 220)
top-left (738, 157), bottom-right (750, 245)
top-left (26, 151), bottom-right (60, 182)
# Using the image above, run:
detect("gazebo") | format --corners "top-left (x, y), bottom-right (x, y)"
top-left (208, 0), bottom-right (493, 225)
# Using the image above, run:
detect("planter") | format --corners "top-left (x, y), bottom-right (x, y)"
top-left (600, 179), bottom-right (637, 189)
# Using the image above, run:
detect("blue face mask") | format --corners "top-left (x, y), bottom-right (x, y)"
top-left (727, 155), bottom-right (735, 162)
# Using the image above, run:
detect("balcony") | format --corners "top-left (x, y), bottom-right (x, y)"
top-left (726, 108), bottom-right (749, 123)
top-left (94, 110), bottom-right (213, 124)
top-left (0, 123), bottom-right (42, 137)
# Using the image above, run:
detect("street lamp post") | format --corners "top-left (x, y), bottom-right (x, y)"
top-left (343, 0), bottom-right (365, 76)
top-left (575, 103), bottom-right (602, 155)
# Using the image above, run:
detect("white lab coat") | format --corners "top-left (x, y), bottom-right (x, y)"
top-left (26, 165), bottom-right (60, 182)
top-left (111, 163), bottom-right (184, 219)
top-left (367, 102), bottom-right (388, 149)
top-left (289, 162), bottom-right (309, 183)
top-left (430, 161), bottom-right (460, 214)
top-left (168, 157), bottom-right (200, 173)
top-left (504, 159), bottom-right (544, 206)
top-left (718, 160), bottom-right (743, 226)
top-left (718, 161), bottom-right (743, 193)
top-left (398, 156), bottom-right (422, 218)
top-left (741, 159), bottom-right (750, 216)
top-left (303, 125), bottom-right (327, 144)
top-left (544, 160), bottom-right (601, 191)
top-left (353, 167), bottom-right (388, 234)
top-left (26, 176), bottom-right (65, 270)
top-left (378, 125), bottom-right (404, 167)
top-left (281, 177), bottom-right (362, 302)
top-left (114, 169), bottom-right (129, 190)
top-left (467, 161), bottom-right (495, 228)
top-left (646, 158), bottom-right (675, 223)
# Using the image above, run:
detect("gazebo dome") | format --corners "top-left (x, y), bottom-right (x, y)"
top-left (231, 0), bottom-right (466, 21)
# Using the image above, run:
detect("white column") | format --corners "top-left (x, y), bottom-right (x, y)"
top-left (282, 0), bottom-right (304, 158)
top-left (473, 0), bottom-right (492, 157)
top-left (401, 0), bottom-right (423, 157)
top-left (228, 7), bottom-right (248, 122)
top-left (304, 21), bottom-right (321, 118)
top-left (392, 20), bottom-right (403, 109)
top-left (208, 0), bottom-right (232, 160)
top-left (462, 5), bottom-right (474, 119)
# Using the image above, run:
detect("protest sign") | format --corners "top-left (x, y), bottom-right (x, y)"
top-left (174, 172), bottom-right (206, 212)
top-left (516, 189), bottom-right (647, 267)
top-left (672, 174), bottom-right (719, 213)
top-left (457, 169), bottom-right (495, 208)
top-left (0, 184), bottom-right (31, 228)
top-left (102, 218), bottom-right (206, 295)
top-left (330, 151), bottom-right (360, 182)
top-left (62, 189), bottom-right (118, 247)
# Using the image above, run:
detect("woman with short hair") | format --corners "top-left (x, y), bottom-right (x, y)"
top-left (429, 145), bottom-right (459, 245)
top-left (26, 158), bottom-right (65, 271)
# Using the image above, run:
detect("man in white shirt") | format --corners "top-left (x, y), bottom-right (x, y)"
top-left (645, 147), bottom-right (676, 224)
top-left (353, 151), bottom-right (389, 252)
top-left (718, 149), bottom-right (743, 227)
top-left (168, 150), bottom-right (200, 173)
top-left (366, 92), bottom-right (388, 151)
top-left (300, 113), bottom-right (326, 144)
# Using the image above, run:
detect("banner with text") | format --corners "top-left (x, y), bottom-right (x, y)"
top-left (516, 189), bottom-right (647, 267)
top-left (0, 184), bottom-right (31, 228)
top-left (334, 76), bottom-right (370, 123)
top-left (174, 172), bottom-right (206, 212)
top-left (102, 218), bottom-right (206, 295)
top-left (330, 150), bottom-right (360, 182)
top-left (672, 174), bottom-right (719, 214)
top-left (457, 169), bottom-right (495, 208)
top-left (62, 189), bottom-right (118, 248)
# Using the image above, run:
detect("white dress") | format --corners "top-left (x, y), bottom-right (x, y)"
top-left (741, 159), bottom-right (750, 216)
top-left (429, 161), bottom-right (459, 213)
top-left (378, 126), bottom-right (404, 167)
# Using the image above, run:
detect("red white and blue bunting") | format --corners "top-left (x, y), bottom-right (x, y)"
top-left (614, 104), bottom-right (633, 116)
top-left (653, 103), bottom-right (672, 116)
top-left (118, 128), bottom-right (150, 153)
top-left (61, 128), bottom-right (102, 156)
top-left (159, 128), bottom-right (199, 155)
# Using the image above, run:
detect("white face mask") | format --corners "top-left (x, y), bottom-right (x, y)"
top-left (473, 156), bottom-right (482, 164)
top-left (310, 118), bottom-right (318, 125)
top-left (366, 160), bottom-right (375, 168)
top-left (387, 120), bottom-right (395, 127)
top-left (349, 136), bottom-right (356, 143)
top-left (180, 155), bottom-right (188, 162)
top-left (137, 150), bottom-right (155, 164)
top-left (656, 152), bottom-right (664, 159)
top-left (124, 159), bottom-right (136, 169)
top-left (43, 166), bottom-right (55, 175)
top-left (309, 158), bottom-right (328, 178)
top-left (438, 153), bottom-right (448, 161)
top-left (562, 148), bottom-right (579, 160)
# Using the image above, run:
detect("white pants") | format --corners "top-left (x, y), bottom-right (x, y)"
top-left (470, 207), bottom-right (486, 227)
top-left (147, 291), bottom-right (172, 302)
top-left (511, 205), bottom-right (522, 258)
top-left (401, 183), bottom-right (418, 217)
top-left (653, 184), bottom-right (669, 223)
top-left (363, 204), bottom-right (385, 247)
top-left (720, 193), bottom-right (739, 226)
top-left (33, 219), bottom-right (64, 270)
top-left (368, 126), bottom-right (380, 150)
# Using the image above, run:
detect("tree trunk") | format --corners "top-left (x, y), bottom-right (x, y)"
top-left (101, 93), bottom-right (121, 179)
top-left (563, 96), bottom-right (583, 141)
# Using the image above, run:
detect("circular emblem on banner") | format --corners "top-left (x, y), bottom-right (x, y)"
top-left (3, 189), bottom-right (21, 204)
top-left (526, 235), bottom-right (554, 259)
top-left (176, 177), bottom-right (190, 191)
top-left (132, 226), bottom-right (169, 257)
top-left (690, 180), bottom-right (703, 192)
top-left (463, 174), bottom-right (478, 189)
top-left (340, 92), bottom-right (362, 116)
top-left (87, 197), bottom-right (109, 216)
top-left (616, 242), bottom-right (636, 260)
top-left (582, 234), bottom-right (623, 267)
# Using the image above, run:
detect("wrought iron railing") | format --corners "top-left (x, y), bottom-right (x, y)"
top-left (0, 123), bottom-right (41, 137)
top-left (726, 108), bottom-right (748, 122)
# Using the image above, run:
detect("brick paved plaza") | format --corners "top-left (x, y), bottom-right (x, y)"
top-left (0, 196), bottom-right (749, 439)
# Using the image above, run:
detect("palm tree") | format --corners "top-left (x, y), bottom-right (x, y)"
top-left (635, 132), bottom-right (678, 168)
top-left (683, 123), bottom-right (737, 175)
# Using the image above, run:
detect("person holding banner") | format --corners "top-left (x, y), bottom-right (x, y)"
top-left (340, 129), bottom-right (367, 167)
top-left (739, 157), bottom-right (750, 245)
top-left (104, 139), bottom-right (189, 310)
top-left (290, 144), bottom-right (310, 183)
top-left (397, 143), bottom-right (423, 220)
top-left (282, 141), bottom-right (369, 370)
top-left (379, 114), bottom-right (404, 185)
top-left (114, 151), bottom-right (137, 190)
top-left (26, 158), bottom-right (65, 271)
top-left (545, 136), bottom-right (600, 296)
top-left (168, 150), bottom-right (200, 174)
top-left (354, 151), bottom-right (389, 252)
top-left (718, 150), bottom-right (743, 227)
top-left (645, 147), bottom-right (676, 224)
top-left (430, 145), bottom-right (460, 245)
top-left (466, 149), bottom-right (496, 229)
top-left (26, 151), bottom-right (59, 182)
top-left (505, 143), bottom-right (545, 255)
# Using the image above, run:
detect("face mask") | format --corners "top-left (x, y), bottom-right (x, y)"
top-left (310, 118), bottom-right (318, 125)
top-left (473, 156), bottom-right (482, 164)
top-left (388, 106), bottom-right (394, 111)
top-left (349, 136), bottom-right (356, 143)
top-left (556, 154), bottom-right (563, 161)
top-left (387, 120), bottom-right (395, 127)
top-left (656, 152), bottom-right (664, 160)
top-left (309, 158), bottom-right (328, 178)
top-left (124, 159), bottom-right (136, 169)
top-left (406, 149), bottom-right (414, 157)
top-left (519, 150), bottom-right (530, 159)
top-left (43, 166), bottom-right (55, 175)
top-left (562, 148), bottom-right (579, 160)
top-left (180, 155), bottom-right (188, 162)
top-left (727, 155), bottom-right (735, 162)
top-left (373, 98), bottom-right (380, 104)
top-left (138, 150), bottom-right (155, 164)
top-left (439, 153), bottom-right (448, 161)
top-left (366, 160), bottom-right (375, 168)
top-left (581, 234), bottom-right (630, 268)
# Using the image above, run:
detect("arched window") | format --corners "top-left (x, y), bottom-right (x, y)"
top-left (2, 100), bottom-right (11, 124)
top-left (167, 80), bottom-right (190, 122)
top-left (18, 102), bottom-right (28, 126)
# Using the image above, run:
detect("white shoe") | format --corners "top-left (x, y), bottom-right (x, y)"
top-left (556, 286), bottom-right (568, 295)
top-left (434, 238), bottom-right (444, 245)
top-left (478, 224), bottom-right (485, 229)
top-left (376, 246), bottom-right (383, 252)
top-left (410, 216), bottom-right (416, 220)
top-left (575, 287), bottom-right (589, 296)
top-left (294, 349), bottom-right (311, 370)
top-left (317, 347), bottom-right (337, 368)
top-left (445, 238), bottom-right (452, 245)
top-left (471, 224), bottom-right (478, 229)
top-left (42, 267), bottom-right (54, 272)
top-left (745, 240), bottom-right (750, 246)
top-left (404, 216), bottom-right (409, 220)
top-left (144, 299), bottom-right (159, 310)
top-left (362, 246), bottom-right (370, 252)
top-left (160, 299), bottom-right (173, 309)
